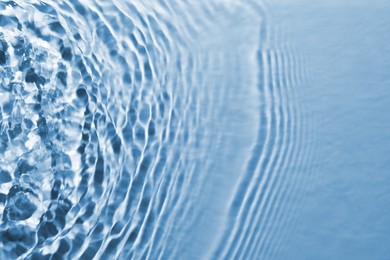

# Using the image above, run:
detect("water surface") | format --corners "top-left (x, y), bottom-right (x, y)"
top-left (0, 0), bottom-right (389, 259)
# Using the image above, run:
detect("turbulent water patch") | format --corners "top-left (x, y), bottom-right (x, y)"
top-left (0, 0), bottom-right (192, 258)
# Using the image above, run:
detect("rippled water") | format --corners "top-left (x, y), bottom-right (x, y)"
top-left (1, 0), bottom-right (389, 259)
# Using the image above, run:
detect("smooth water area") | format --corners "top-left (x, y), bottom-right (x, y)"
top-left (271, 1), bottom-right (390, 259)
top-left (0, 0), bottom-right (389, 259)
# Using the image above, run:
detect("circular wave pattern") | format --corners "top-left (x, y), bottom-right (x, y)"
top-left (210, 2), bottom-right (316, 259)
top-left (0, 0), bottom-right (201, 258)
top-left (0, 0), bottom-right (315, 259)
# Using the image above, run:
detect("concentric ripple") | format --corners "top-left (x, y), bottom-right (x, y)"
top-left (0, 0), bottom-right (201, 258)
top-left (0, 0), bottom-right (316, 259)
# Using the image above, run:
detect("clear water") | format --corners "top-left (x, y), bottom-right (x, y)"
top-left (0, 0), bottom-right (389, 259)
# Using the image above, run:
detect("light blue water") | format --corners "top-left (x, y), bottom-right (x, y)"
top-left (0, 0), bottom-right (389, 259)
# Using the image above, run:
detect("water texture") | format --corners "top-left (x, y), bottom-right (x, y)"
top-left (1, 0), bottom-right (390, 259)
top-left (0, 1), bottom-right (271, 258)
